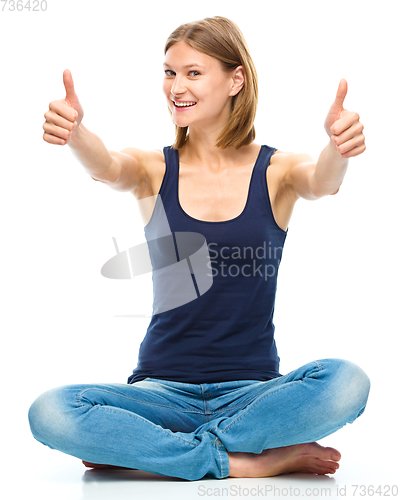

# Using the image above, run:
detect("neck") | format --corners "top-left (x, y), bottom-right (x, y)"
top-left (180, 128), bottom-right (240, 171)
top-left (177, 98), bottom-right (242, 169)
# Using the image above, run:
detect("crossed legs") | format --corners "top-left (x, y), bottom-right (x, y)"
top-left (28, 358), bottom-right (370, 480)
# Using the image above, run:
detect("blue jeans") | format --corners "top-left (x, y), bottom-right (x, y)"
top-left (28, 358), bottom-right (370, 481)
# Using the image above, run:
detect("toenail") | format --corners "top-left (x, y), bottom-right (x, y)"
top-left (333, 454), bottom-right (340, 461)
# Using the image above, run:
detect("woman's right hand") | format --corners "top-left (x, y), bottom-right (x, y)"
top-left (43, 69), bottom-right (84, 145)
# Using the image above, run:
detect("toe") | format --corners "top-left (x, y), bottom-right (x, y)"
top-left (310, 457), bottom-right (339, 475)
top-left (326, 446), bottom-right (341, 461)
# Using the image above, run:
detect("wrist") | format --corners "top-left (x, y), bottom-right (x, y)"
top-left (68, 121), bottom-right (86, 149)
top-left (329, 135), bottom-right (342, 155)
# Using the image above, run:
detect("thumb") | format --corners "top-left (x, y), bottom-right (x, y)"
top-left (324, 78), bottom-right (348, 136)
top-left (330, 78), bottom-right (348, 117)
top-left (63, 69), bottom-right (78, 105)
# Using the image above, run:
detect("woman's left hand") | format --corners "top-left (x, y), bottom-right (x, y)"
top-left (324, 79), bottom-right (366, 159)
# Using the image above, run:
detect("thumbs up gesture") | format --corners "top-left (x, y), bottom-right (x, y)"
top-left (324, 79), bottom-right (366, 158)
top-left (43, 69), bottom-right (84, 145)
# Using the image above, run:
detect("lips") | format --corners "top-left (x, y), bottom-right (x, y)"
top-left (172, 100), bottom-right (197, 109)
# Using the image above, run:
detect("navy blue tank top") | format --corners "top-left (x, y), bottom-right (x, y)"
top-left (127, 144), bottom-right (288, 384)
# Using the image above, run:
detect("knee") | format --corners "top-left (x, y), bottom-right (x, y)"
top-left (28, 386), bottom-right (76, 448)
top-left (322, 358), bottom-right (371, 420)
top-left (333, 358), bottom-right (370, 400)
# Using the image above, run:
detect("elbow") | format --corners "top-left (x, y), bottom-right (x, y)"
top-left (310, 176), bottom-right (341, 198)
top-left (91, 176), bottom-right (109, 184)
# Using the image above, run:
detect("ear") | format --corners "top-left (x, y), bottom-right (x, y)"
top-left (229, 66), bottom-right (245, 97)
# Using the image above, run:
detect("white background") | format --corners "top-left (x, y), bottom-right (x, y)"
top-left (1, 0), bottom-right (398, 498)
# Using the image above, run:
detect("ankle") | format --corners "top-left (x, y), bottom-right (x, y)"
top-left (228, 451), bottom-right (259, 478)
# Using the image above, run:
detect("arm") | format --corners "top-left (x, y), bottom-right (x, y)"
top-left (311, 139), bottom-right (348, 197)
top-left (44, 69), bottom-right (147, 194)
top-left (285, 141), bottom-right (347, 201)
top-left (284, 79), bottom-right (366, 201)
top-left (68, 122), bottom-right (118, 183)
top-left (68, 123), bottom-right (147, 194)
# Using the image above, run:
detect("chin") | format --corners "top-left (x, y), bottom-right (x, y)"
top-left (172, 117), bottom-right (192, 128)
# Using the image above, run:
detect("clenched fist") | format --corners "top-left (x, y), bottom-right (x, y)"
top-left (43, 69), bottom-right (84, 145)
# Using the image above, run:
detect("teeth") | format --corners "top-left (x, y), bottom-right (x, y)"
top-left (174, 101), bottom-right (196, 107)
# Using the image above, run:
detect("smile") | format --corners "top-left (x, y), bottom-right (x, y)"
top-left (173, 100), bottom-right (197, 108)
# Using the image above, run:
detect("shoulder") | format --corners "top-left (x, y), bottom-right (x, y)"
top-left (268, 149), bottom-right (316, 199)
top-left (271, 149), bottom-right (314, 167)
top-left (270, 149), bottom-right (315, 178)
top-left (119, 147), bottom-right (165, 168)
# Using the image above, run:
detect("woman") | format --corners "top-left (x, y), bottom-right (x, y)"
top-left (30, 16), bottom-right (370, 481)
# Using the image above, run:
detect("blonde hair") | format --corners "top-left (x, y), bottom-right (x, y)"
top-left (164, 16), bottom-right (258, 150)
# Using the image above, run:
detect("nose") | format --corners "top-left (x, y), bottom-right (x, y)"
top-left (171, 74), bottom-right (187, 98)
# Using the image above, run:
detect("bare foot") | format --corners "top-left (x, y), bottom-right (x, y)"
top-left (82, 461), bottom-right (137, 470)
top-left (228, 442), bottom-right (341, 478)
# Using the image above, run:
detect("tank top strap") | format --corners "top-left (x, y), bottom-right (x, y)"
top-left (253, 144), bottom-right (277, 187)
top-left (160, 146), bottom-right (179, 203)
top-left (245, 144), bottom-right (276, 209)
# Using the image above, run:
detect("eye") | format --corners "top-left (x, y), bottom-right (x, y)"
top-left (189, 71), bottom-right (200, 77)
top-left (164, 69), bottom-right (175, 76)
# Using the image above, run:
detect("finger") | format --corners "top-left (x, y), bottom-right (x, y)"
top-left (43, 121), bottom-right (75, 140)
top-left (43, 131), bottom-right (67, 145)
top-left (45, 108), bottom-right (76, 129)
top-left (332, 78), bottom-right (348, 113)
top-left (63, 69), bottom-right (77, 103)
top-left (326, 79), bottom-right (348, 127)
top-left (49, 100), bottom-right (77, 122)
top-left (334, 131), bottom-right (365, 154)
top-left (340, 143), bottom-right (366, 158)
top-left (332, 118), bottom-right (363, 143)
top-left (331, 108), bottom-right (354, 135)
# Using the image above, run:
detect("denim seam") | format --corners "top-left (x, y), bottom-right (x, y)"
top-left (201, 383), bottom-right (221, 398)
top-left (76, 388), bottom-right (252, 416)
top-left (217, 380), bottom-right (304, 434)
top-left (206, 403), bottom-right (252, 415)
top-left (201, 385), bottom-right (209, 416)
top-left (307, 361), bottom-right (323, 379)
top-left (215, 438), bottom-right (224, 478)
top-left (217, 365), bottom-right (324, 434)
top-left (76, 388), bottom-right (205, 414)
top-left (91, 405), bottom-right (198, 447)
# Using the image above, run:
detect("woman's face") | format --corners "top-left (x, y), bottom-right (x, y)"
top-left (163, 40), bottom-right (243, 131)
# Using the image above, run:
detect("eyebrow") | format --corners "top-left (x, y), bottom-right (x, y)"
top-left (163, 63), bottom-right (206, 69)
